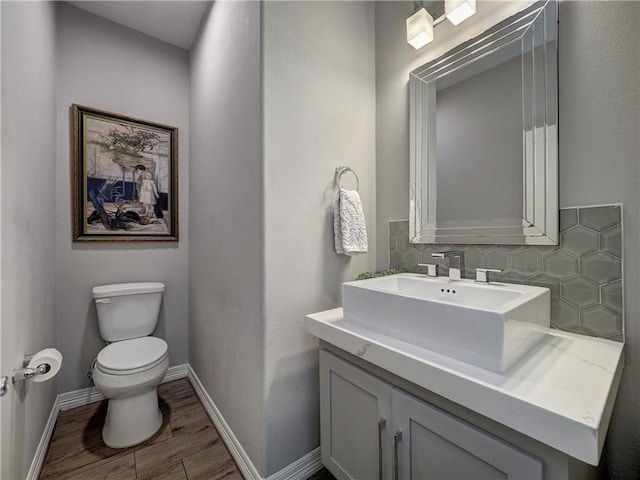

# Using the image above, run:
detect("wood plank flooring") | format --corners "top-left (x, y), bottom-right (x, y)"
top-left (39, 379), bottom-right (242, 480)
top-left (39, 378), bottom-right (336, 480)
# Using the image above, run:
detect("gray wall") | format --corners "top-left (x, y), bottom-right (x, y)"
top-left (375, 1), bottom-right (639, 477)
top-left (262, 1), bottom-right (376, 475)
top-left (189, 2), bottom-right (376, 476)
top-left (55, 4), bottom-right (190, 393)
top-left (557, 3), bottom-right (639, 477)
top-left (188, 0), bottom-right (267, 474)
top-left (1, 2), bottom-right (58, 478)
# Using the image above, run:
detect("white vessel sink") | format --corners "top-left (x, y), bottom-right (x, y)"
top-left (342, 273), bottom-right (550, 372)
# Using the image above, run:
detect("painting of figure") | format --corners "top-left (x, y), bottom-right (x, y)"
top-left (72, 104), bottom-right (178, 241)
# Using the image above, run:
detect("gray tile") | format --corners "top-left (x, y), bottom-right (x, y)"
top-left (391, 220), bottom-right (409, 236)
top-left (561, 226), bottom-right (599, 257)
top-left (420, 246), bottom-right (436, 263)
top-left (551, 299), bottom-right (579, 329)
top-left (581, 251), bottom-right (622, 285)
top-left (397, 232), bottom-right (411, 252)
top-left (606, 333), bottom-right (624, 342)
top-left (389, 221), bottom-right (403, 238)
top-left (463, 249), bottom-right (485, 278)
top-left (473, 245), bottom-right (498, 254)
top-left (498, 272), bottom-right (527, 284)
top-left (559, 208), bottom-right (578, 232)
top-left (412, 243), bottom-right (430, 252)
top-left (562, 325), bottom-right (598, 338)
top-left (543, 251), bottom-right (579, 280)
top-left (390, 250), bottom-right (403, 269)
top-left (600, 225), bottom-right (622, 259)
top-left (579, 205), bottom-right (621, 232)
top-left (581, 305), bottom-right (622, 338)
top-left (601, 281), bottom-right (623, 313)
top-left (498, 245), bottom-right (524, 255)
top-left (528, 274), bottom-right (560, 300)
top-left (485, 249), bottom-right (511, 271)
top-left (561, 277), bottom-right (599, 308)
top-left (531, 245), bottom-right (560, 257)
top-left (404, 248), bottom-right (422, 271)
top-left (512, 250), bottom-right (542, 277)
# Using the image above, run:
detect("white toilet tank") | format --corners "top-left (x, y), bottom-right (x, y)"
top-left (93, 282), bottom-right (165, 342)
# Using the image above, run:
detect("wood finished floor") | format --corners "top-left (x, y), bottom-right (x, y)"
top-left (39, 379), bottom-right (242, 480)
top-left (39, 378), bottom-right (336, 480)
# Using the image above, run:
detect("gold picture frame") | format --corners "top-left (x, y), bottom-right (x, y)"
top-left (72, 104), bottom-right (178, 241)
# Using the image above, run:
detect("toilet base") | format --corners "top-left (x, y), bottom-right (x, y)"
top-left (102, 389), bottom-right (163, 448)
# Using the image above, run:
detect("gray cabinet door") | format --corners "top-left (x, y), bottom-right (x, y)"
top-left (392, 388), bottom-right (544, 480)
top-left (320, 349), bottom-right (393, 480)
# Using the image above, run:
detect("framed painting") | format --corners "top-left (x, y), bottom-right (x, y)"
top-left (72, 104), bottom-right (178, 241)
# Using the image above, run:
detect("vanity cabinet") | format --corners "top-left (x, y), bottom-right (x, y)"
top-left (392, 388), bottom-right (543, 479)
top-left (320, 349), bottom-right (544, 480)
top-left (320, 348), bottom-right (392, 480)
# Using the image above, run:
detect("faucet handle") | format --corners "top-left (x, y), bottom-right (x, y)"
top-left (431, 250), bottom-right (464, 259)
top-left (475, 268), bottom-right (502, 283)
top-left (431, 251), bottom-right (465, 280)
top-left (417, 263), bottom-right (438, 277)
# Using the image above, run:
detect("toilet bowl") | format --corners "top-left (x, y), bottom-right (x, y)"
top-left (91, 282), bottom-right (169, 448)
top-left (92, 336), bottom-right (169, 448)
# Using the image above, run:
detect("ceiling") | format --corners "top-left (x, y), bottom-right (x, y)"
top-left (65, 1), bottom-right (211, 50)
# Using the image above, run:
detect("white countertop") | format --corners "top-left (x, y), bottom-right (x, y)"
top-left (306, 308), bottom-right (624, 466)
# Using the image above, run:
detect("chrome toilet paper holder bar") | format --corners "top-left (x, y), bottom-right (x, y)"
top-left (12, 354), bottom-right (52, 383)
top-left (0, 376), bottom-right (8, 397)
top-left (1, 353), bottom-right (58, 397)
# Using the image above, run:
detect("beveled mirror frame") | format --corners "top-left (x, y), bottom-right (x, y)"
top-left (409, 0), bottom-right (558, 245)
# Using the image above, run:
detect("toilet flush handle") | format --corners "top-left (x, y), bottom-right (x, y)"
top-left (95, 298), bottom-right (110, 304)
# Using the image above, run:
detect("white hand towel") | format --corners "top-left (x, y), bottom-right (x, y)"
top-left (334, 189), bottom-right (368, 255)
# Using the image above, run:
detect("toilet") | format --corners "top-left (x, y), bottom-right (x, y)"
top-left (91, 282), bottom-right (169, 448)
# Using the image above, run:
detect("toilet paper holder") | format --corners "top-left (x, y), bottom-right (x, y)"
top-left (12, 353), bottom-right (52, 383)
top-left (0, 350), bottom-right (62, 396)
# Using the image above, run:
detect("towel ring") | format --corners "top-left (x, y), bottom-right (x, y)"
top-left (335, 166), bottom-right (360, 192)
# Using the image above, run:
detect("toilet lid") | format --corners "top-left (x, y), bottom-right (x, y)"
top-left (97, 337), bottom-right (168, 373)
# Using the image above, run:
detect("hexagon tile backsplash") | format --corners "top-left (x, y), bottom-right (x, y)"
top-left (389, 205), bottom-right (623, 341)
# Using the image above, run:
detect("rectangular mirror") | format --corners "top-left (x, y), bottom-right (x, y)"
top-left (409, 0), bottom-right (558, 244)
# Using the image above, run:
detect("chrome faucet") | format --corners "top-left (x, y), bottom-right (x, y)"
top-left (475, 268), bottom-right (502, 283)
top-left (431, 251), bottom-right (465, 281)
top-left (417, 263), bottom-right (438, 277)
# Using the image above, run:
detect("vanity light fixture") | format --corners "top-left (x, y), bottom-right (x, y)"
top-left (406, 7), bottom-right (434, 49)
top-left (444, 0), bottom-right (476, 26)
top-left (407, 0), bottom-right (477, 50)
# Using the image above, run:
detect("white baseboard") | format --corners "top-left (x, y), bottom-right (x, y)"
top-left (58, 384), bottom-right (105, 411)
top-left (58, 363), bottom-right (189, 411)
top-left (186, 364), bottom-right (262, 480)
top-left (29, 363), bottom-right (320, 480)
top-left (162, 363), bottom-right (189, 383)
top-left (267, 447), bottom-right (323, 480)
top-left (187, 365), bottom-right (323, 480)
top-left (25, 395), bottom-right (61, 480)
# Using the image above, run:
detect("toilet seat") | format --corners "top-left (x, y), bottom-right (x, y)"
top-left (96, 337), bottom-right (168, 375)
